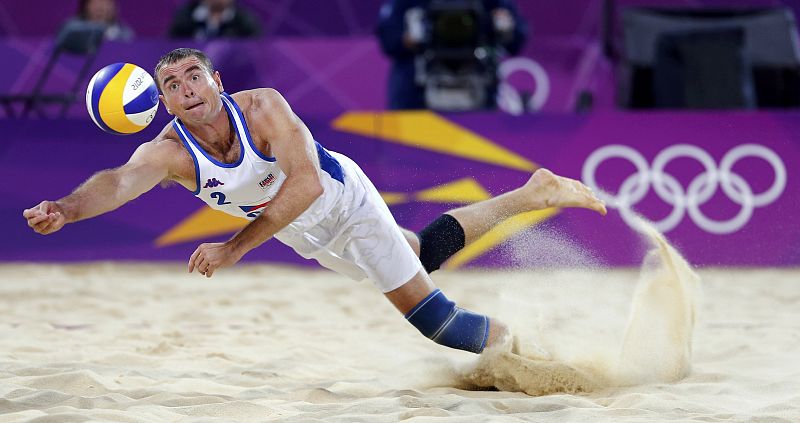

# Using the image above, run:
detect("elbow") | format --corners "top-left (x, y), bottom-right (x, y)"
top-left (308, 177), bottom-right (324, 202)
top-left (287, 173), bottom-right (323, 208)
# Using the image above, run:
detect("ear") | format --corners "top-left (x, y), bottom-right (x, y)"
top-left (213, 70), bottom-right (224, 93)
top-left (159, 94), bottom-right (173, 115)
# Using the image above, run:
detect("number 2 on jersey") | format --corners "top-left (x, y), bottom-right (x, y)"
top-left (210, 191), bottom-right (231, 205)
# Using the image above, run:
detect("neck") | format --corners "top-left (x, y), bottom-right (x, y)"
top-left (183, 106), bottom-right (232, 150)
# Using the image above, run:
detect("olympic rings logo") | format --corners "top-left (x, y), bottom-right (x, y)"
top-left (581, 144), bottom-right (787, 234)
top-left (497, 57), bottom-right (550, 115)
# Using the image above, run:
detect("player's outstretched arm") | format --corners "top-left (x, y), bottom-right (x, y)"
top-left (188, 89), bottom-right (323, 277)
top-left (232, 89), bottom-right (324, 246)
top-left (23, 139), bottom-right (176, 235)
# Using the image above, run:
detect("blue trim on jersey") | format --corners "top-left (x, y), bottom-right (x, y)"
top-left (221, 92), bottom-right (276, 162)
top-left (172, 119), bottom-right (202, 195)
top-left (90, 62), bottom-right (125, 135)
top-left (220, 92), bottom-right (342, 185)
top-left (316, 141), bottom-right (344, 185)
top-left (174, 110), bottom-right (244, 169)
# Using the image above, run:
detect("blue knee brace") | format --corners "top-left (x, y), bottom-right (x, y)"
top-left (404, 289), bottom-right (490, 354)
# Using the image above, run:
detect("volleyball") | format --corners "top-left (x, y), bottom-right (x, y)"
top-left (86, 63), bottom-right (159, 135)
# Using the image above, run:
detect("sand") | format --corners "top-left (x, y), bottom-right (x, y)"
top-left (1, 247), bottom-right (799, 421)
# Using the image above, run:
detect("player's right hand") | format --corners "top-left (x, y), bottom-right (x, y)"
top-left (23, 201), bottom-right (67, 235)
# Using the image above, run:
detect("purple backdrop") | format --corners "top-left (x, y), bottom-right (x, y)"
top-left (3, 110), bottom-right (798, 267)
top-left (2, 4), bottom-right (799, 268)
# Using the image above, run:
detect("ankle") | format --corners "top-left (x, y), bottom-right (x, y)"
top-left (514, 185), bottom-right (546, 211)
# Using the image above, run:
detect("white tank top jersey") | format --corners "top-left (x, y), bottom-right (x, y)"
top-left (172, 92), bottom-right (345, 233)
top-left (173, 92), bottom-right (422, 293)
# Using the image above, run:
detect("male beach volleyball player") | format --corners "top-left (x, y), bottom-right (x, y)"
top-left (23, 48), bottom-right (606, 354)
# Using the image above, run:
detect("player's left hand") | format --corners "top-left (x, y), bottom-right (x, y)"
top-left (188, 242), bottom-right (243, 278)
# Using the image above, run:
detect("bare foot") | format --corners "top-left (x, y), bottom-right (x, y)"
top-left (524, 168), bottom-right (607, 215)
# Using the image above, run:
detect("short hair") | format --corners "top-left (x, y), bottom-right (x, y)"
top-left (154, 48), bottom-right (215, 91)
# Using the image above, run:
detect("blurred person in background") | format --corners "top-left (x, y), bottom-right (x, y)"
top-left (377, 0), bottom-right (527, 110)
top-left (169, 0), bottom-right (261, 40)
top-left (62, 0), bottom-right (134, 41)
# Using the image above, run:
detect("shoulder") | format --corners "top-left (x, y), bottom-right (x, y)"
top-left (232, 88), bottom-right (287, 113)
top-left (151, 123), bottom-right (185, 152)
top-left (129, 124), bottom-right (196, 183)
top-left (130, 124), bottom-right (187, 166)
top-left (233, 88), bottom-right (295, 129)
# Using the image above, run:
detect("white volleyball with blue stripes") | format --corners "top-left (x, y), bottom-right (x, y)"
top-left (86, 63), bottom-right (159, 135)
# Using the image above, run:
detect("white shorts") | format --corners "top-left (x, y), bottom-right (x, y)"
top-left (274, 152), bottom-right (422, 293)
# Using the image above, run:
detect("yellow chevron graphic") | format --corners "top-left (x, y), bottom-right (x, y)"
top-left (414, 178), bottom-right (491, 203)
top-left (380, 192), bottom-right (408, 206)
top-left (155, 208), bottom-right (247, 247)
top-left (332, 111), bottom-right (537, 172)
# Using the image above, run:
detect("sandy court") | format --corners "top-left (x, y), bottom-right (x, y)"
top-left (1, 261), bottom-right (798, 422)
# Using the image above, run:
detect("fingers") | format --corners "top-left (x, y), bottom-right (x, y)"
top-left (37, 215), bottom-right (57, 234)
top-left (22, 207), bottom-right (43, 219)
top-left (198, 257), bottom-right (217, 278)
top-left (24, 202), bottom-right (65, 235)
top-left (40, 212), bottom-right (65, 234)
top-left (27, 212), bottom-right (62, 234)
top-left (196, 256), bottom-right (208, 275)
top-left (189, 246), bottom-right (211, 276)
top-left (188, 243), bottom-right (223, 278)
top-left (188, 245), bottom-right (202, 273)
top-left (26, 212), bottom-right (50, 228)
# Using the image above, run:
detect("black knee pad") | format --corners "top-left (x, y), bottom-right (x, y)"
top-left (417, 214), bottom-right (465, 273)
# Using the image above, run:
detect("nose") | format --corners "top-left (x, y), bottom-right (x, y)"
top-left (181, 84), bottom-right (195, 98)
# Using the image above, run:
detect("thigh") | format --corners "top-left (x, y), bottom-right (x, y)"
top-left (343, 209), bottom-right (422, 293)
top-left (334, 154), bottom-right (423, 293)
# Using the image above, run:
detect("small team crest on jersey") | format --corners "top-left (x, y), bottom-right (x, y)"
top-left (258, 173), bottom-right (275, 190)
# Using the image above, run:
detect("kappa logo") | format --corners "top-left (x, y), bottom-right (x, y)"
top-left (258, 173), bottom-right (275, 189)
top-left (203, 178), bottom-right (225, 189)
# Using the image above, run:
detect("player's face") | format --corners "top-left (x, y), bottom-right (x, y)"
top-left (158, 57), bottom-right (224, 124)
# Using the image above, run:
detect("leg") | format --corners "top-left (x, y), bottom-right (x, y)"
top-left (385, 269), bottom-right (509, 352)
top-left (403, 168), bottom-right (607, 271)
top-left (448, 168), bottom-right (606, 244)
top-left (328, 152), bottom-right (510, 354)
